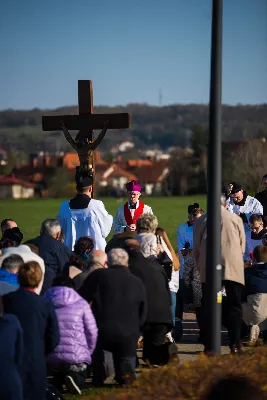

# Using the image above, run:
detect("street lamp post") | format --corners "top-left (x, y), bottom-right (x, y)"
top-left (205, 0), bottom-right (223, 355)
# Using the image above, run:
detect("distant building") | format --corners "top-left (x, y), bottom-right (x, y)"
top-left (97, 164), bottom-right (137, 192)
top-left (131, 160), bottom-right (170, 195)
top-left (0, 148), bottom-right (7, 166)
top-left (110, 141), bottom-right (135, 154)
top-left (0, 176), bottom-right (36, 199)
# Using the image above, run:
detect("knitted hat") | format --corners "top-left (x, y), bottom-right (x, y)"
top-left (3, 227), bottom-right (23, 245)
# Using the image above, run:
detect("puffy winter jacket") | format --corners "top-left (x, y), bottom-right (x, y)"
top-left (45, 286), bottom-right (98, 365)
top-left (0, 269), bottom-right (19, 286)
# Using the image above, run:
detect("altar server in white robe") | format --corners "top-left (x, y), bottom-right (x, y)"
top-left (227, 183), bottom-right (263, 231)
top-left (244, 214), bottom-right (267, 262)
top-left (57, 175), bottom-right (113, 251)
top-left (113, 180), bottom-right (153, 233)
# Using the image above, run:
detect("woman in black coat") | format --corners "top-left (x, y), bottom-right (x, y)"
top-left (3, 261), bottom-right (60, 400)
top-left (0, 298), bottom-right (23, 400)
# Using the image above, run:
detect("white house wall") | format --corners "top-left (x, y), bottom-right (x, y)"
top-left (12, 185), bottom-right (34, 199)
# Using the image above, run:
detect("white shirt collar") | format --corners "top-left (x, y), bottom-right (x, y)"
top-left (128, 200), bottom-right (139, 209)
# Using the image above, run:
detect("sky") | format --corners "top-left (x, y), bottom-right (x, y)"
top-left (0, 0), bottom-right (266, 110)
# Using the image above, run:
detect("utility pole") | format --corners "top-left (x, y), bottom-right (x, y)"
top-left (205, 0), bottom-right (223, 355)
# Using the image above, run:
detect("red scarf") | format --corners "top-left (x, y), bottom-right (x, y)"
top-left (124, 201), bottom-right (145, 226)
top-left (21, 287), bottom-right (36, 293)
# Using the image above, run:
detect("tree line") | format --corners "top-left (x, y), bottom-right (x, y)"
top-left (0, 103), bottom-right (266, 154)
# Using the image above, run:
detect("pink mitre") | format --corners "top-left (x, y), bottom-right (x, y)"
top-left (126, 180), bottom-right (142, 193)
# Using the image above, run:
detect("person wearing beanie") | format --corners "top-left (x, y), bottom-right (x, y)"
top-left (1, 227), bottom-right (23, 248)
top-left (113, 180), bottom-right (153, 233)
top-left (227, 183), bottom-right (263, 231)
top-left (57, 174), bottom-right (113, 251)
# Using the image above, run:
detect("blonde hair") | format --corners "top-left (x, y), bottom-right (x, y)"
top-left (136, 213), bottom-right (158, 234)
top-left (18, 261), bottom-right (42, 288)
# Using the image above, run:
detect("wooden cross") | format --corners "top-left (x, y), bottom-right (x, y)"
top-left (42, 80), bottom-right (130, 196)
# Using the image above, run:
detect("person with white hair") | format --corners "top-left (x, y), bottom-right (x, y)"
top-left (0, 245), bottom-right (45, 295)
top-left (79, 248), bottom-right (147, 386)
top-left (135, 213), bottom-right (159, 258)
top-left (37, 219), bottom-right (70, 293)
top-left (72, 250), bottom-right (108, 291)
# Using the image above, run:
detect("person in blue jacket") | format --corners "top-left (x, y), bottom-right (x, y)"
top-left (0, 254), bottom-right (24, 286)
top-left (0, 296), bottom-right (23, 400)
top-left (3, 261), bottom-right (60, 400)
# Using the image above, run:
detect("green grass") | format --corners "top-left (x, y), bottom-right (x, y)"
top-left (0, 196), bottom-right (206, 246)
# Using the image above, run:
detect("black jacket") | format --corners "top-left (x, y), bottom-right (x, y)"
top-left (0, 314), bottom-right (23, 400)
top-left (245, 262), bottom-right (267, 297)
top-left (105, 232), bottom-right (136, 254)
top-left (255, 190), bottom-right (267, 217)
top-left (38, 234), bottom-right (70, 293)
top-left (128, 251), bottom-right (172, 327)
top-left (3, 289), bottom-right (59, 400)
top-left (79, 266), bottom-right (147, 353)
top-left (24, 235), bottom-right (41, 248)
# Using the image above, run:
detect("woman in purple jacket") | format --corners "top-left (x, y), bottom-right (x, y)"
top-left (45, 276), bottom-right (98, 395)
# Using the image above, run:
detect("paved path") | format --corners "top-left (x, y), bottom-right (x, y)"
top-left (177, 312), bottom-right (230, 363)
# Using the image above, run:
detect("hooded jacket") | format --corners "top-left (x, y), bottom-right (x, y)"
top-left (45, 286), bottom-right (98, 365)
top-left (0, 245), bottom-right (45, 294)
top-left (0, 269), bottom-right (19, 286)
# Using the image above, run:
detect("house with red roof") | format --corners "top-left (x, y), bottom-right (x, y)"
top-left (130, 160), bottom-right (170, 195)
top-left (0, 176), bottom-right (36, 199)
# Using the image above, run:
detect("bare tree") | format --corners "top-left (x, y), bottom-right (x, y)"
top-left (223, 139), bottom-right (267, 192)
top-left (166, 148), bottom-right (195, 195)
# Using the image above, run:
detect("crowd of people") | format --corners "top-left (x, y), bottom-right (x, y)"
top-left (1, 176), bottom-right (267, 398)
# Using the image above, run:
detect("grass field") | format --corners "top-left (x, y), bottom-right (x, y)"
top-left (0, 196), bottom-right (206, 247)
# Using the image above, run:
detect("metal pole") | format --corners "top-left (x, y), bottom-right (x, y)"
top-left (205, 0), bottom-right (223, 355)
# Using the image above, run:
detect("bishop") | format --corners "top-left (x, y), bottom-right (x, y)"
top-left (113, 180), bottom-right (153, 233)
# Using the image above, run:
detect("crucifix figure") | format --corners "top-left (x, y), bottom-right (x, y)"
top-left (59, 119), bottom-right (109, 177)
top-left (42, 80), bottom-right (130, 195)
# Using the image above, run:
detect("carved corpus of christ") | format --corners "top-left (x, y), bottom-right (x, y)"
top-left (59, 119), bottom-right (109, 176)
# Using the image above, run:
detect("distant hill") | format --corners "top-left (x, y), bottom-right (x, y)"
top-left (0, 103), bottom-right (266, 154)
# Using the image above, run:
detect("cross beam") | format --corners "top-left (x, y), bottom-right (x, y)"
top-left (42, 80), bottom-right (130, 141)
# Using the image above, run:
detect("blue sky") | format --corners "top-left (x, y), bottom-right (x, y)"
top-left (0, 0), bottom-right (266, 109)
